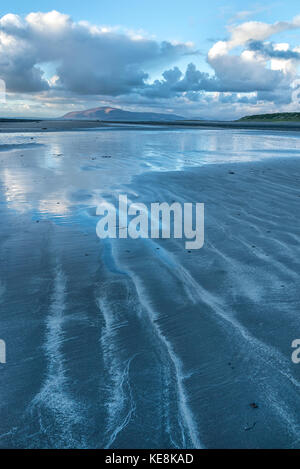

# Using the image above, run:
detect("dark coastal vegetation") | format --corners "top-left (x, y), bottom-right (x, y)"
top-left (239, 112), bottom-right (300, 122)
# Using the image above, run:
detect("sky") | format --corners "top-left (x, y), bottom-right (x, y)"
top-left (1, 0), bottom-right (300, 119)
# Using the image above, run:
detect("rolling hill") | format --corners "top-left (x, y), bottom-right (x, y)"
top-left (62, 106), bottom-right (183, 121)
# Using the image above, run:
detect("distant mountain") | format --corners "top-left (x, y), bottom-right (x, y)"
top-left (62, 106), bottom-right (184, 121)
top-left (239, 112), bottom-right (300, 122)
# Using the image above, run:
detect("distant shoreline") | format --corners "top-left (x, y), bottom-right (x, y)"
top-left (2, 118), bottom-right (300, 133)
top-left (101, 119), bottom-right (300, 131)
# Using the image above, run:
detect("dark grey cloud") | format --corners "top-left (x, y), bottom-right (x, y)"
top-left (247, 40), bottom-right (300, 60)
top-left (218, 93), bottom-right (258, 104)
top-left (141, 59), bottom-right (288, 99)
top-left (256, 89), bottom-right (293, 105)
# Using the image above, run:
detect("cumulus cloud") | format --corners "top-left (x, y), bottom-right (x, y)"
top-left (142, 64), bottom-right (214, 98)
top-left (142, 58), bottom-right (288, 98)
top-left (202, 15), bottom-right (300, 106)
top-left (208, 53), bottom-right (287, 92)
top-left (1, 10), bottom-right (300, 118)
top-left (131, 15), bottom-right (300, 102)
top-left (247, 40), bottom-right (300, 60)
top-left (0, 10), bottom-right (195, 94)
top-left (209, 15), bottom-right (300, 56)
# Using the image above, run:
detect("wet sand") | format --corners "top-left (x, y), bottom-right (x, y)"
top-left (0, 119), bottom-right (105, 133)
top-left (2, 119), bottom-right (300, 133)
top-left (116, 157), bottom-right (300, 448)
top-left (0, 128), bottom-right (299, 448)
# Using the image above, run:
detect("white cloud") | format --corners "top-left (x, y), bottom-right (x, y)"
top-left (0, 10), bottom-right (195, 95)
top-left (227, 16), bottom-right (300, 50)
top-left (1, 10), bottom-right (300, 119)
top-left (205, 15), bottom-right (300, 106)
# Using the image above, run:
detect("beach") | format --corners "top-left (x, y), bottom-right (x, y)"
top-left (2, 119), bottom-right (300, 133)
top-left (0, 126), bottom-right (299, 448)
